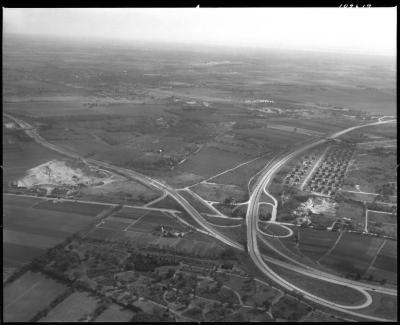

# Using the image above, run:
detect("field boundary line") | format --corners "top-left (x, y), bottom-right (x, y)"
top-left (192, 152), bottom-right (270, 186)
top-left (367, 209), bottom-right (396, 215)
top-left (363, 239), bottom-right (387, 278)
top-left (5, 278), bottom-right (45, 309)
top-left (317, 231), bottom-right (343, 263)
top-left (144, 192), bottom-right (167, 207)
top-left (184, 188), bottom-right (227, 217)
top-left (124, 210), bottom-right (151, 231)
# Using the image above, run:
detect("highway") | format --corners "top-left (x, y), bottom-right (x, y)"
top-left (246, 118), bottom-right (396, 321)
top-left (4, 113), bottom-right (244, 252)
top-left (5, 113), bottom-right (396, 320)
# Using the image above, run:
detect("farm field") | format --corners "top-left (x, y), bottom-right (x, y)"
top-left (40, 291), bottom-right (100, 322)
top-left (32, 199), bottom-right (106, 217)
top-left (280, 227), bottom-right (340, 261)
top-left (190, 182), bottom-right (248, 203)
top-left (319, 232), bottom-right (385, 276)
top-left (79, 179), bottom-right (161, 205)
top-left (94, 303), bottom-right (135, 322)
top-left (365, 239), bottom-right (397, 285)
top-left (130, 210), bottom-right (185, 232)
top-left (3, 271), bottom-right (68, 322)
top-left (210, 151), bottom-right (275, 189)
top-left (3, 195), bottom-right (99, 271)
top-left (367, 210), bottom-right (397, 238)
top-left (148, 194), bottom-right (185, 212)
top-left (177, 147), bottom-right (252, 179)
top-left (87, 210), bottom-right (226, 258)
top-left (112, 206), bottom-right (153, 219)
top-left (268, 263), bottom-right (367, 306)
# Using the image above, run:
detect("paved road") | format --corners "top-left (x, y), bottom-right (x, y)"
top-left (5, 113), bottom-right (244, 252)
top-left (5, 113), bottom-right (396, 320)
top-left (246, 118), bottom-right (396, 321)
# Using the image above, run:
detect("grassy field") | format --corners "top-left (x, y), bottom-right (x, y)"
top-left (148, 194), bottom-right (185, 212)
top-left (4, 271), bottom-right (68, 322)
top-left (112, 206), bottom-right (152, 219)
top-left (33, 200), bottom-right (106, 217)
top-left (94, 304), bottom-right (134, 322)
top-left (40, 291), bottom-right (99, 322)
top-left (268, 263), bottom-right (367, 306)
top-left (367, 210), bottom-right (397, 238)
top-left (203, 214), bottom-right (243, 227)
top-left (177, 147), bottom-right (252, 179)
top-left (79, 179), bottom-right (161, 205)
top-left (280, 228), bottom-right (340, 261)
top-left (213, 224), bottom-right (247, 246)
top-left (131, 210), bottom-right (185, 232)
top-left (190, 182), bottom-right (248, 203)
top-left (319, 232), bottom-right (385, 276)
top-left (357, 291), bottom-right (397, 321)
top-left (210, 152), bottom-right (275, 189)
top-left (3, 195), bottom-right (97, 270)
top-left (365, 239), bottom-right (397, 285)
top-left (335, 201), bottom-right (365, 226)
top-left (177, 189), bottom-right (216, 214)
top-left (258, 222), bottom-right (292, 236)
top-left (344, 149), bottom-right (397, 193)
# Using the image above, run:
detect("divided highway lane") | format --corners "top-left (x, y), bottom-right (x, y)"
top-left (246, 119), bottom-right (396, 321)
top-left (5, 113), bottom-right (244, 252)
top-left (6, 113), bottom-right (396, 320)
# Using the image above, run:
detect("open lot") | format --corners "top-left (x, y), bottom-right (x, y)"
top-left (4, 271), bottom-right (68, 322)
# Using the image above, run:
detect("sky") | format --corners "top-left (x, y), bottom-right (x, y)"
top-left (3, 7), bottom-right (397, 56)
